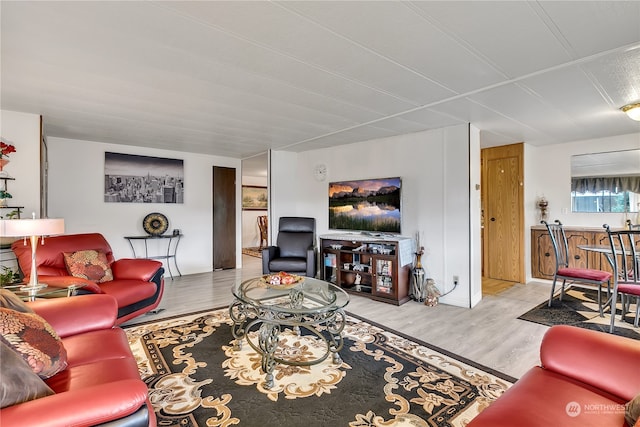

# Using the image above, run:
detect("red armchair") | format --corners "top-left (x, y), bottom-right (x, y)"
top-left (468, 325), bottom-right (640, 427)
top-left (0, 294), bottom-right (156, 427)
top-left (12, 232), bottom-right (164, 324)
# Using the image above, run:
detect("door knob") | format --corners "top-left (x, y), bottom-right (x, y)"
top-left (490, 217), bottom-right (496, 221)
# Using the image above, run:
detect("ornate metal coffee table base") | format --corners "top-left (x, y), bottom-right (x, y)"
top-left (230, 299), bottom-right (346, 390)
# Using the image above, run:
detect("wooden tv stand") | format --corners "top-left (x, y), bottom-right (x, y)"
top-left (319, 233), bottom-right (413, 305)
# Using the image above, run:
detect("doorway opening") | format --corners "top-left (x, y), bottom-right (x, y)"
top-left (481, 143), bottom-right (525, 295)
top-left (241, 153), bottom-right (268, 260)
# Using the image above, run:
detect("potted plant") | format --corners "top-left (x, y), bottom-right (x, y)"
top-left (0, 139), bottom-right (16, 177)
top-left (0, 189), bottom-right (12, 207)
top-left (0, 266), bottom-right (20, 286)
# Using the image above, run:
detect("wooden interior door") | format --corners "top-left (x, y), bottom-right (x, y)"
top-left (213, 166), bottom-right (236, 270)
top-left (482, 143), bottom-right (524, 283)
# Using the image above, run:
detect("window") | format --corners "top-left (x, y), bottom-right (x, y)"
top-left (571, 189), bottom-right (639, 213)
top-left (571, 175), bottom-right (640, 213)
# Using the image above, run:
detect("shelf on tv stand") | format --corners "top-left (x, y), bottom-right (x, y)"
top-left (319, 234), bottom-right (413, 306)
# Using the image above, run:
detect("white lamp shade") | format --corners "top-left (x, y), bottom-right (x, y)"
top-left (0, 218), bottom-right (65, 237)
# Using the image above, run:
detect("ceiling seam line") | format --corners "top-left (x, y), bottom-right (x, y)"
top-left (402, 0), bottom-right (511, 80)
top-left (272, 0), bottom-right (458, 95)
top-left (275, 43), bottom-right (640, 151)
top-left (527, 0), bottom-right (578, 59)
top-left (149, 1), bottom-right (422, 107)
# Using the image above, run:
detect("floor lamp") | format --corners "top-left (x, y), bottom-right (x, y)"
top-left (1, 217), bottom-right (65, 298)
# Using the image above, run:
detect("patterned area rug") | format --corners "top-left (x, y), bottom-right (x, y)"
top-left (242, 247), bottom-right (262, 258)
top-left (518, 288), bottom-right (639, 340)
top-left (125, 307), bottom-right (514, 427)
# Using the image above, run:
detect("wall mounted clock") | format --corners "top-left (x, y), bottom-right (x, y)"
top-left (314, 164), bottom-right (327, 182)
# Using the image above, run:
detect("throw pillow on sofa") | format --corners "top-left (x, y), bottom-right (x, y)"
top-left (64, 249), bottom-right (114, 283)
top-left (0, 341), bottom-right (54, 408)
top-left (0, 307), bottom-right (67, 379)
top-left (0, 288), bottom-right (34, 313)
top-left (626, 393), bottom-right (640, 427)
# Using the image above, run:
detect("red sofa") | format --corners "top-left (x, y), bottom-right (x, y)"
top-left (0, 294), bottom-right (155, 427)
top-left (12, 232), bottom-right (164, 324)
top-left (468, 325), bottom-right (640, 427)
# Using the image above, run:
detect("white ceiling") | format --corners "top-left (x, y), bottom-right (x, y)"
top-left (2, 1), bottom-right (640, 162)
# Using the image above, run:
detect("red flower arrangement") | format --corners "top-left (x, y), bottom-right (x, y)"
top-left (0, 140), bottom-right (16, 159)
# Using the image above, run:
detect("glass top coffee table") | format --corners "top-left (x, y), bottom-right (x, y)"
top-left (230, 275), bottom-right (350, 389)
top-left (2, 283), bottom-right (86, 301)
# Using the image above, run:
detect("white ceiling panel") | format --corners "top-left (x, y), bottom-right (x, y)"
top-left (581, 47), bottom-right (640, 106)
top-left (520, 62), bottom-right (640, 140)
top-left (468, 83), bottom-right (586, 136)
top-left (537, 1), bottom-right (640, 58)
top-left (1, 1), bottom-right (639, 159)
top-left (279, 1), bottom-right (507, 93)
top-left (390, 108), bottom-right (466, 130)
top-left (287, 124), bottom-right (400, 153)
top-left (410, 1), bottom-right (572, 77)
top-left (366, 115), bottom-right (451, 135)
top-left (430, 97), bottom-right (552, 144)
top-left (162, 1), bottom-right (455, 105)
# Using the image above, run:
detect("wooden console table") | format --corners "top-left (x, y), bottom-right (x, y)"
top-left (125, 234), bottom-right (183, 279)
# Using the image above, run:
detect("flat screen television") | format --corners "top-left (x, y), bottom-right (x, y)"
top-left (328, 177), bottom-right (401, 233)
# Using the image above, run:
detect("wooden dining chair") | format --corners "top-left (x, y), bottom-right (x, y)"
top-left (542, 220), bottom-right (612, 315)
top-left (257, 215), bottom-right (268, 249)
top-left (603, 224), bottom-right (640, 333)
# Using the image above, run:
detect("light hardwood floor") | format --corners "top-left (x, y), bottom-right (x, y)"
top-left (482, 277), bottom-right (518, 296)
top-left (124, 256), bottom-right (552, 380)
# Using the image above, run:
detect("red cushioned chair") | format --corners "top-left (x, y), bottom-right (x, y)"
top-left (542, 220), bottom-right (612, 315)
top-left (0, 294), bottom-right (156, 427)
top-left (604, 224), bottom-right (640, 333)
top-left (467, 325), bottom-right (640, 427)
top-left (12, 233), bottom-right (164, 325)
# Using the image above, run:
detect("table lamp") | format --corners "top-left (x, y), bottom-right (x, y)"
top-left (0, 216), bottom-right (65, 297)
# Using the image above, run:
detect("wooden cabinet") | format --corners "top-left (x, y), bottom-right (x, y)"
top-left (320, 234), bottom-right (412, 305)
top-left (530, 226), bottom-right (613, 279)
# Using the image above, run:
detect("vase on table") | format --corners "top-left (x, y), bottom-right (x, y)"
top-left (410, 248), bottom-right (426, 302)
top-left (0, 158), bottom-right (10, 178)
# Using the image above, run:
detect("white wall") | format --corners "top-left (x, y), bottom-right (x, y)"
top-left (46, 137), bottom-right (242, 274)
top-left (268, 150), bottom-right (300, 240)
top-left (523, 132), bottom-right (640, 280)
top-left (270, 124), bottom-right (478, 308)
top-left (0, 110), bottom-right (42, 217)
top-left (469, 125), bottom-right (482, 306)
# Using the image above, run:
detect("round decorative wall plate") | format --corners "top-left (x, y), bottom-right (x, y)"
top-left (143, 212), bottom-right (169, 236)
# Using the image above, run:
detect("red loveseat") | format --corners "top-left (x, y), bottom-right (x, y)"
top-left (468, 325), bottom-right (640, 427)
top-left (0, 294), bottom-right (155, 427)
top-left (12, 232), bottom-right (164, 324)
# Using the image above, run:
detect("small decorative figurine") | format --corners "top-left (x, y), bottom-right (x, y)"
top-left (425, 278), bottom-right (441, 307)
top-left (537, 196), bottom-right (549, 222)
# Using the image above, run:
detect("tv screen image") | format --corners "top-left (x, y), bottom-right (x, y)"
top-left (328, 177), bottom-right (401, 233)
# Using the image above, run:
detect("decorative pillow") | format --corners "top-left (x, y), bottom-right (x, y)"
top-left (0, 307), bottom-right (68, 379)
top-left (0, 341), bottom-right (54, 408)
top-left (626, 393), bottom-right (640, 427)
top-left (0, 288), bottom-right (34, 313)
top-left (63, 249), bottom-right (113, 283)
